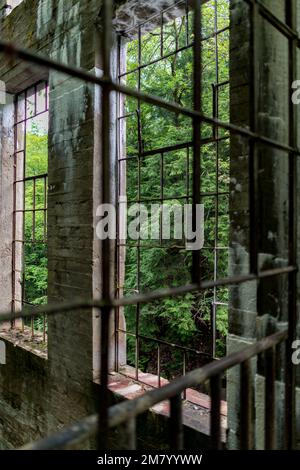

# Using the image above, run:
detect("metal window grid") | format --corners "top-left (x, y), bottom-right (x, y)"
top-left (115, 0), bottom-right (230, 386)
top-left (0, 0), bottom-right (297, 451)
top-left (12, 81), bottom-right (48, 342)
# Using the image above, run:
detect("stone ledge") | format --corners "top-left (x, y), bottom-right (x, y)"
top-left (103, 366), bottom-right (227, 443)
top-left (0, 327), bottom-right (47, 359)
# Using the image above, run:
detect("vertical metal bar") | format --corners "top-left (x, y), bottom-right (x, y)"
top-left (210, 374), bottom-right (221, 449)
top-left (43, 314), bottom-right (46, 343)
top-left (115, 35), bottom-right (122, 373)
top-left (212, 84), bottom-right (217, 139)
top-left (160, 12), bottom-right (164, 58)
top-left (192, 0), bottom-right (202, 284)
top-left (213, 1), bottom-right (220, 329)
top-left (21, 89), bottom-right (28, 326)
top-left (183, 351), bottom-right (186, 400)
top-left (160, 152), bottom-right (164, 245)
top-left (185, 0), bottom-right (189, 47)
top-left (12, 96), bottom-right (18, 326)
top-left (45, 82), bottom-right (49, 112)
top-left (34, 84), bottom-right (37, 116)
top-left (265, 346), bottom-right (276, 450)
top-left (210, 302), bottom-right (216, 357)
top-left (240, 359), bottom-right (253, 450)
top-left (98, 0), bottom-right (113, 451)
top-left (32, 179), bottom-right (36, 242)
top-left (157, 344), bottom-right (161, 388)
top-left (135, 25), bottom-right (142, 383)
top-left (120, 417), bottom-right (137, 450)
top-left (249, 0), bottom-right (259, 275)
top-left (31, 314), bottom-right (34, 338)
top-left (170, 394), bottom-right (183, 450)
top-left (44, 175), bottom-right (47, 242)
top-left (285, 0), bottom-right (297, 450)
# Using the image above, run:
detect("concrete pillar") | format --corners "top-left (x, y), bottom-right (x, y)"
top-left (228, 0), bottom-right (300, 449)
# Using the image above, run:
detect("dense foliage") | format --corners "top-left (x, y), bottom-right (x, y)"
top-left (23, 128), bottom-right (48, 330)
top-left (122, 0), bottom-right (230, 377)
top-left (23, 1), bottom-right (230, 368)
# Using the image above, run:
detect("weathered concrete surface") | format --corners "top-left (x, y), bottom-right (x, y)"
top-left (0, 0), bottom-right (102, 449)
top-left (0, 0), bottom-right (213, 450)
top-left (0, 96), bottom-right (14, 314)
top-left (228, 0), bottom-right (300, 449)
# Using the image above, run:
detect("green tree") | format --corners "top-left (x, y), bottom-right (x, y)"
top-left (123, 0), bottom-right (230, 377)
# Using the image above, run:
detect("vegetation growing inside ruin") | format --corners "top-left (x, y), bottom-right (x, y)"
top-left (24, 128), bottom-right (48, 331)
top-left (122, 0), bottom-right (230, 378)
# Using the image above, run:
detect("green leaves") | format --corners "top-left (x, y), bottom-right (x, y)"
top-left (123, 1), bottom-right (230, 375)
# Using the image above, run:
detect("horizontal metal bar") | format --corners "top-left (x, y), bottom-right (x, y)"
top-left (21, 330), bottom-right (287, 450)
top-left (215, 80), bottom-right (229, 88)
top-left (116, 328), bottom-right (213, 358)
top-left (118, 135), bottom-right (229, 162)
top-left (117, 243), bottom-right (229, 250)
top-left (0, 265), bottom-right (296, 324)
top-left (14, 173), bottom-right (48, 183)
top-left (13, 239), bottom-right (46, 244)
top-left (124, 192), bottom-right (229, 204)
top-left (0, 40), bottom-right (299, 155)
top-left (119, 43), bottom-right (194, 78)
top-left (14, 109), bottom-right (49, 125)
top-left (14, 208), bottom-right (46, 213)
top-left (21, 414), bottom-right (98, 450)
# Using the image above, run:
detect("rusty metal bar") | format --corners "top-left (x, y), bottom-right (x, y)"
top-left (191, 0), bottom-right (202, 284)
top-left (157, 344), bottom-right (161, 388)
top-left (117, 328), bottom-right (212, 359)
top-left (210, 302), bottom-right (216, 358)
top-left (1, 41), bottom-right (299, 155)
top-left (265, 347), bottom-right (276, 450)
top-left (182, 351), bottom-right (187, 400)
top-left (170, 394), bottom-right (183, 450)
top-left (240, 360), bottom-right (253, 450)
top-left (120, 417), bottom-right (137, 450)
top-left (285, 0), bottom-right (298, 450)
top-left (22, 330), bottom-right (287, 450)
top-left (0, 266), bottom-right (296, 326)
top-left (210, 374), bottom-right (221, 449)
top-left (97, 0), bottom-right (113, 451)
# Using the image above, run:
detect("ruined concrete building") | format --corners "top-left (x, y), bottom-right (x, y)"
top-left (0, 0), bottom-right (299, 451)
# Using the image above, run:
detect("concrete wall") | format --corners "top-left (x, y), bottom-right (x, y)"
top-left (228, 0), bottom-right (300, 449)
top-left (0, 0), bottom-right (299, 450)
top-left (0, 0), bottom-right (102, 448)
top-left (0, 0), bottom-right (210, 449)
top-left (0, 95), bottom-right (14, 314)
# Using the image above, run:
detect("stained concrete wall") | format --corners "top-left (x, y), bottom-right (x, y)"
top-left (0, 96), bottom-right (14, 314)
top-left (228, 0), bottom-right (300, 449)
top-left (0, 0), bottom-right (299, 450)
top-left (0, 0), bottom-right (208, 449)
top-left (0, 0), bottom-right (102, 448)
